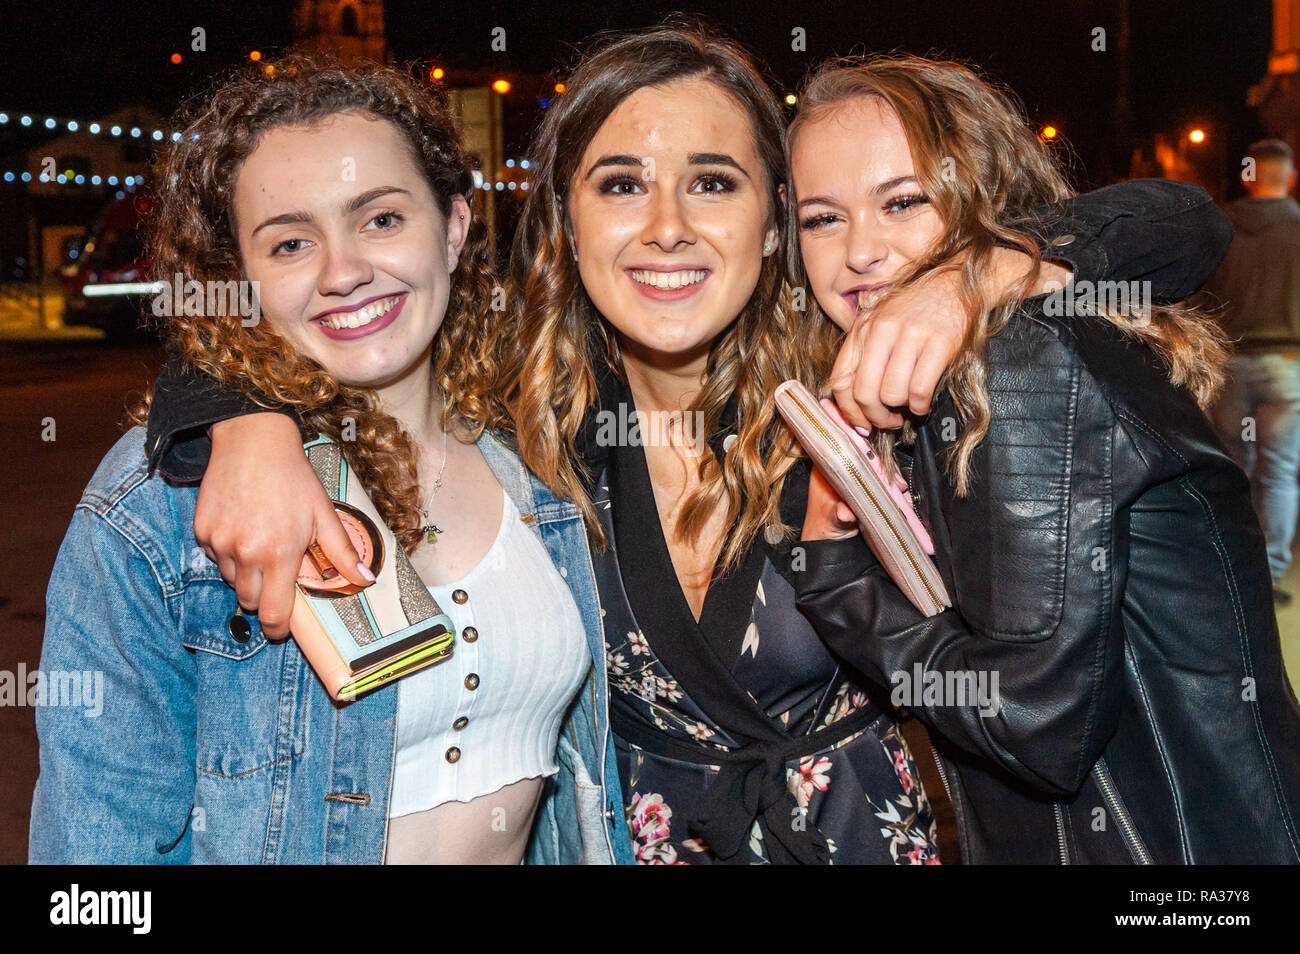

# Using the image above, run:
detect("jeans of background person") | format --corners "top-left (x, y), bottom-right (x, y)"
top-left (1211, 352), bottom-right (1300, 583)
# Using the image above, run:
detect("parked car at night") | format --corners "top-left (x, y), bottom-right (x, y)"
top-left (60, 182), bottom-right (155, 338)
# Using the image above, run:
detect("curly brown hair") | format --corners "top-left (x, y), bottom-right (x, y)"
top-left (494, 21), bottom-right (816, 573)
top-left (788, 55), bottom-right (1229, 493)
top-left (134, 53), bottom-right (502, 553)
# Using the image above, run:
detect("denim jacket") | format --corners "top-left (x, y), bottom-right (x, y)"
top-left (29, 426), bottom-right (636, 865)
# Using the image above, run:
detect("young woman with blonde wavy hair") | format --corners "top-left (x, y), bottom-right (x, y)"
top-left (31, 55), bottom-right (635, 865)
top-left (138, 26), bottom-right (1236, 864)
top-left (791, 55), bottom-right (1300, 864)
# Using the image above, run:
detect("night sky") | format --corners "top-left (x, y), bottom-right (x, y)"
top-left (0, 0), bottom-right (1273, 191)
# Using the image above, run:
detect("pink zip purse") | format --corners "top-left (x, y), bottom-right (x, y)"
top-left (775, 379), bottom-right (951, 616)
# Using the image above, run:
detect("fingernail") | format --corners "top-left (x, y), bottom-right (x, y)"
top-left (356, 561), bottom-right (376, 583)
top-left (854, 425), bottom-right (872, 438)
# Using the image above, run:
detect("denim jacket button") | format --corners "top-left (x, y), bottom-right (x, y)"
top-left (227, 614), bottom-right (252, 643)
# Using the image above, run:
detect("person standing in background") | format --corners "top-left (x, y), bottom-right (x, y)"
top-left (1207, 139), bottom-right (1300, 604)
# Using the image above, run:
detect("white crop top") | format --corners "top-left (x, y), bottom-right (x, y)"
top-left (388, 487), bottom-right (591, 818)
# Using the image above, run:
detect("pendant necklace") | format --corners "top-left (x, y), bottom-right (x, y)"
top-left (419, 422), bottom-right (449, 544)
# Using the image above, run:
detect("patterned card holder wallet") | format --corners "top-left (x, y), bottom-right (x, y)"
top-left (289, 435), bottom-right (455, 700)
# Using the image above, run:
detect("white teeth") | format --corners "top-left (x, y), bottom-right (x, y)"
top-left (629, 269), bottom-right (707, 290)
top-left (322, 295), bottom-right (400, 331)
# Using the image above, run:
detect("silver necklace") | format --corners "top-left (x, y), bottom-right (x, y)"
top-left (419, 423), bottom-right (449, 544)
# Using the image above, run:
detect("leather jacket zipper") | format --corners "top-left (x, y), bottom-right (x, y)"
top-left (930, 748), bottom-right (953, 802)
top-left (1052, 803), bottom-right (1071, 864)
top-left (1093, 759), bottom-right (1154, 864)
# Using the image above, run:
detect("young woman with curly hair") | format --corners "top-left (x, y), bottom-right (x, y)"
top-left (791, 55), bottom-right (1300, 864)
top-left (136, 25), bottom-right (1233, 864)
top-left (29, 55), bottom-right (635, 865)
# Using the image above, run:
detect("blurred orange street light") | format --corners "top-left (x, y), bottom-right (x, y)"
top-left (1041, 125), bottom-right (1058, 141)
top-left (170, 53), bottom-right (182, 65)
top-left (492, 79), bottom-right (511, 94)
top-left (554, 82), bottom-right (566, 93)
top-left (250, 51), bottom-right (262, 62)
top-left (1189, 128), bottom-right (1206, 144)
top-left (431, 67), bottom-right (445, 81)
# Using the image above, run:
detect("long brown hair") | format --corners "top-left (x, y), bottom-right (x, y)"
top-left (788, 55), bottom-right (1229, 493)
top-left (135, 53), bottom-right (500, 553)
top-left (496, 21), bottom-right (813, 571)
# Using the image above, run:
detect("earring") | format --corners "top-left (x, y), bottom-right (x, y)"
top-left (763, 242), bottom-right (772, 254)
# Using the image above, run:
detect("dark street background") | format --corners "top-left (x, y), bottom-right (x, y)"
top-left (0, 340), bottom-right (163, 863)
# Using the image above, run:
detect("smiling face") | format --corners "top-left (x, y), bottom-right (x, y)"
top-left (231, 110), bottom-right (468, 390)
top-left (792, 96), bottom-right (945, 332)
top-left (565, 77), bottom-right (777, 369)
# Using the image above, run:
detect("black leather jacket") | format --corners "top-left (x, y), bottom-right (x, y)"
top-left (796, 290), bottom-right (1300, 864)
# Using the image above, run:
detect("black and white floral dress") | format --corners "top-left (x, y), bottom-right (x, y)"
top-left (587, 387), bottom-right (940, 865)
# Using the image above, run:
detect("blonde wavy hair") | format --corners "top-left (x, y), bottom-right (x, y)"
top-left (495, 22), bottom-right (816, 571)
top-left (788, 55), bottom-right (1229, 493)
top-left (132, 54), bottom-right (502, 553)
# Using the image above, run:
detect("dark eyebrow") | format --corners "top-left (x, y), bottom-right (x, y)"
top-left (584, 155), bottom-right (644, 179)
top-left (251, 210), bottom-right (312, 237)
top-left (582, 153), bottom-right (753, 181)
top-left (688, 153), bottom-right (751, 179)
top-left (345, 186), bottom-right (411, 214)
top-left (796, 176), bottom-right (920, 211)
top-left (250, 186), bottom-right (412, 237)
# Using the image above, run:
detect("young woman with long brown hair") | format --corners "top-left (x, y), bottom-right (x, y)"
top-left (791, 55), bottom-right (1300, 864)
top-left (143, 26), bottom-right (1236, 864)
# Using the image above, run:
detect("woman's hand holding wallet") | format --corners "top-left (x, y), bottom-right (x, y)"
top-left (197, 412), bottom-right (371, 638)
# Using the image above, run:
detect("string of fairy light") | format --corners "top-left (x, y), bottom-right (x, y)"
top-left (0, 108), bottom-right (533, 191)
